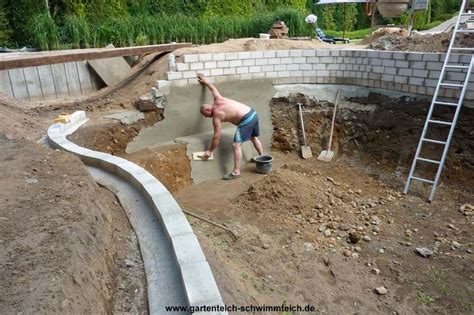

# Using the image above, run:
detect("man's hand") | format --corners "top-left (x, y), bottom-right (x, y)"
top-left (199, 150), bottom-right (212, 160)
top-left (197, 73), bottom-right (210, 86)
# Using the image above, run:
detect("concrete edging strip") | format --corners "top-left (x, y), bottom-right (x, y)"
top-left (47, 111), bottom-right (226, 314)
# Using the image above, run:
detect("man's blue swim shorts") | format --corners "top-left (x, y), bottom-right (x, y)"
top-left (233, 109), bottom-right (260, 143)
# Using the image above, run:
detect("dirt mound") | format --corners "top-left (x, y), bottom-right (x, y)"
top-left (360, 27), bottom-right (408, 45)
top-left (368, 31), bottom-right (474, 52)
top-left (174, 38), bottom-right (332, 57)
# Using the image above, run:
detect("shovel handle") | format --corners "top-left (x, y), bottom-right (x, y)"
top-left (298, 103), bottom-right (308, 147)
top-left (327, 89), bottom-right (340, 151)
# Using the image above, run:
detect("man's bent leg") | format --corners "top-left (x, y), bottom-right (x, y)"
top-left (232, 142), bottom-right (242, 175)
top-left (251, 136), bottom-right (263, 156)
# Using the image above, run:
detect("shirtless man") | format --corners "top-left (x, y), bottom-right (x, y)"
top-left (197, 73), bottom-right (264, 180)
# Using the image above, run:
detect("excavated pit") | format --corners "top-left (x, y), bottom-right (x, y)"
top-left (271, 92), bottom-right (474, 192)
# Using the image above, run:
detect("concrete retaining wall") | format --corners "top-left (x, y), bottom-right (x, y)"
top-left (0, 61), bottom-right (103, 101)
top-left (157, 49), bottom-right (474, 104)
top-left (47, 112), bottom-right (226, 314)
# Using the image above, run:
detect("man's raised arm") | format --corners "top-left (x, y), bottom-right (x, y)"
top-left (197, 73), bottom-right (222, 100)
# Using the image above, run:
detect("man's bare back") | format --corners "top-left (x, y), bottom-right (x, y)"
top-left (212, 96), bottom-right (251, 126)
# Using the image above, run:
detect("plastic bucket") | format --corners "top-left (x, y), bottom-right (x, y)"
top-left (259, 33), bottom-right (270, 39)
top-left (255, 155), bottom-right (273, 174)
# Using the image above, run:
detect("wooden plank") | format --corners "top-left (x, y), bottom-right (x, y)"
top-left (51, 63), bottom-right (69, 98)
top-left (37, 65), bottom-right (58, 100)
top-left (8, 68), bottom-right (29, 100)
top-left (0, 70), bottom-right (13, 96)
top-left (76, 61), bottom-right (93, 94)
top-left (23, 67), bottom-right (43, 101)
top-left (64, 62), bottom-right (81, 96)
top-left (0, 43), bottom-right (191, 70)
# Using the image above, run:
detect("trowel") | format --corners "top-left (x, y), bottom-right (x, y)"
top-left (192, 151), bottom-right (214, 161)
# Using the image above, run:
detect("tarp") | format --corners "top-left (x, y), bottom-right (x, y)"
top-left (316, 0), bottom-right (367, 4)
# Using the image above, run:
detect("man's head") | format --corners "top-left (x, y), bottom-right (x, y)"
top-left (200, 104), bottom-right (213, 118)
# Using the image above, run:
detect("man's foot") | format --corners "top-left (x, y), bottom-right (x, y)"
top-left (223, 172), bottom-right (240, 180)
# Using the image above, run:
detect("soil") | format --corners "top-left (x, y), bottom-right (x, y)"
top-left (368, 31), bottom-right (474, 52)
top-left (0, 136), bottom-right (146, 313)
top-left (1, 37), bottom-right (473, 313)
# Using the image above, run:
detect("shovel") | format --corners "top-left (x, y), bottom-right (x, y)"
top-left (318, 88), bottom-right (340, 162)
top-left (298, 103), bottom-right (313, 159)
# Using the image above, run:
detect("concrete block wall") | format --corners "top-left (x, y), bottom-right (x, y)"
top-left (0, 61), bottom-right (103, 101)
top-left (160, 49), bottom-right (474, 103)
top-left (47, 112), bottom-right (226, 314)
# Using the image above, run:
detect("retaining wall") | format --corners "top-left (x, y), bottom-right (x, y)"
top-left (156, 49), bottom-right (474, 105)
top-left (0, 61), bottom-right (103, 101)
top-left (47, 112), bottom-right (226, 314)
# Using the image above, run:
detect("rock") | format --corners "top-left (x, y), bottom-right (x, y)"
top-left (315, 204), bottom-right (323, 210)
top-left (451, 241), bottom-right (461, 249)
top-left (134, 94), bottom-right (166, 111)
top-left (303, 242), bottom-right (314, 252)
top-left (363, 235), bottom-right (371, 242)
top-left (354, 246), bottom-right (362, 252)
top-left (78, 181), bottom-right (85, 187)
top-left (370, 216), bottom-right (382, 225)
top-left (415, 247), bottom-right (434, 258)
top-left (324, 229), bottom-right (331, 237)
top-left (0, 217), bottom-right (8, 221)
top-left (374, 286), bottom-right (388, 295)
top-left (351, 252), bottom-right (359, 259)
top-left (343, 250), bottom-right (351, 257)
top-left (326, 176), bottom-right (335, 183)
top-left (378, 248), bottom-right (384, 254)
top-left (318, 224), bottom-right (326, 232)
top-left (262, 243), bottom-right (270, 249)
top-left (349, 231), bottom-right (361, 244)
top-left (447, 223), bottom-right (456, 230)
top-left (124, 260), bottom-right (134, 268)
top-left (373, 226), bottom-right (380, 233)
top-left (371, 268), bottom-right (381, 275)
top-left (24, 175), bottom-right (38, 184)
top-left (339, 224), bottom-right (350, 231)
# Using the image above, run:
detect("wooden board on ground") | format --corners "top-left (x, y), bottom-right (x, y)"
top-left (88, 44), bottom-right (131, 87)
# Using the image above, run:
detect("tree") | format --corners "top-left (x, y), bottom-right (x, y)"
top-left (0, 0), bottom-right (11, 46)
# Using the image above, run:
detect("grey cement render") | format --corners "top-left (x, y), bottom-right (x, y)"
top-left (47, 112), bottom-right (227, 315)
top-left (127, 79), bottom-right (274, 183)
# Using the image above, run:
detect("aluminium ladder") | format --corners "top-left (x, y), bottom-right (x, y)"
top-left (404, 0), bottom-right (474, 202)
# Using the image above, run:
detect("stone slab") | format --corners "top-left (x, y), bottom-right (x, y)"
top-left (88, 44), bottom-right (131, 86)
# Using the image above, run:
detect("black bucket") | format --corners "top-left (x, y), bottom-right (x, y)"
top-left (255, 155), bottom-right (273, 174)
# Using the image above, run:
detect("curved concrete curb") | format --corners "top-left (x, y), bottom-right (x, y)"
top-left (47, 111), bottom-right (226, 314)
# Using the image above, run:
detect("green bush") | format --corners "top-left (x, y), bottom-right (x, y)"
top-left (26, 13), bottom-right (60, 50)
top-left (63, 15), bottom-right (90, 48)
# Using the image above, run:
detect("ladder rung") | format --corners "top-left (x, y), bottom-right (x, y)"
top-left (439, 83), bottom-right (464, 88)
top-left (461, 13), bottom-right (474, 16)
top-left (417, 157), bottom-right (441, 164)
top-left (445, 64), bottom-right (469, 69)
top-left (428, 119), bottom-right (453, 126)
top-left (422, 138), bottom-right (447, 145)
top-left (411, 176), bottom-right (435, 184)
top-left (456, 30), bottom-right (474, 33)
top-left (451, 47), bottom-right (474, 50)
top-left (434, 101), bottom-right (458, 106)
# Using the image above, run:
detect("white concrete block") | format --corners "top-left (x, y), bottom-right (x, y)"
top-left (307, 57), bottom-right (319, 63)
top-left (255, 59), bottom-right (268, 66)
top-left (248, 66), bottom-right (261, 73)
top-left (276, 50), bottom-right (290, 57)
top-left (183, 71), bottom-right (197, 79)
top-left (239, 51), bottom-right (252, 60)
top-left (204, 61), bottom-right (217, 69)
top-left (303, 50), bottom-right (316, 57)
top-left (180, 261), bottom-right (223, 306)
top-left (217, 61), bottom-right (230, 68)
top-left (183, 55), bottom-right (199, 63)
top-left (190, 62), bottom-right (204, 70)
top-left (176, 63), bottom-right (189, 71)
top-left (242, 59), bottom-right (255, 66)
top-left (264, 50), bottom-right (276, 58)
top-left (236, 67), bottom-right (249, 74)
top-left (229, 60), bottom-right (242, 67)
top-left (199, 53), bottom-right (213, 62)
top-left (171, 233), bottom-right (206, 266)
top-left (267, 58), bottom-right (280, 65)
top-left (166, 72), bottom-right (183, 80)
top-left (213, 53), bottom-right (226, 61)
top-left (316, 50), bottom-right (330, 57)
top-left (210, 68), bottom-right (224, 76)
top-left (262, 65), bottom-right (274, 72)
top-left (287, 64), bottom-right (299, 71)
top-left (251, 51), bottom-right (264, 59)
top-left (289, 50), bottom-right (303, 57)
top-left (280, 57), bottom-right (292, 64)
top-left (223, 68), bottom-right (236, 75)
top-left (277, 71), bottom-right (290, 78)
top-left (225, 52), bottom-right (239, 60)
top-left (274, 64), bottom-right (287, 71)
top-left (293, 57), bottom-right (306, 64)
